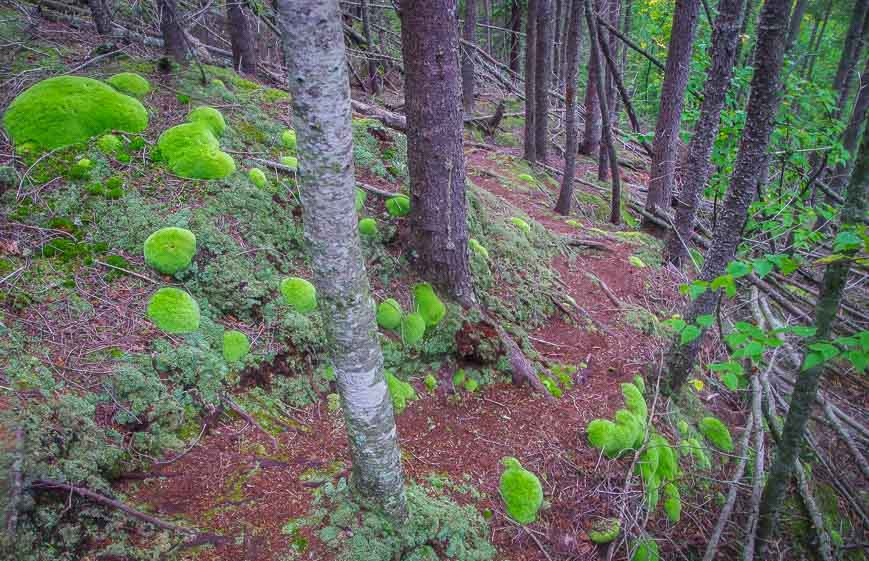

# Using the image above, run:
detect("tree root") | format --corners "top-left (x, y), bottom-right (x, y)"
top-left (222, 394), bottom-right (278, 449)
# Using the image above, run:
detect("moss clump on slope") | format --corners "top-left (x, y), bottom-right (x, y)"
top-left (106, 72), bottom-right (151, 97)
top-left (499, 457), bottom-right (543, 524)
top-left (143, 227), bottom-right (196, 275)
top-left (156, 107), bottom-right (235, 179)
top-left (146, 287), bottom-right (200, 334)
top-left (4, 76), bottom-right (148, 151)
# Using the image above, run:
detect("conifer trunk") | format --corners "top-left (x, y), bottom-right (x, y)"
top-left (510, 0), bottom-right (523, 76)
top-left (580, 0), bottom-right (602, 156)
top-left (400, 0), bottom-right (475, 304)
top-left (598, 0), bottom-right (620, 181)
top-left (785, 0), bottom-right (808, 51)
top-left (832, 0), bottom-right (869, 118)
top-left (275, 0), bottom-right (407, 521)
top-left (534, 0), bottom-right (553, 162)
top-left (663, 0), bottom-right (793, 395)
top-left (361, 0), bottom-right (381, 93)
top-left (227, 0), bottom-right (257, 75)
top-left (524, 0), bottom-right (539, 162)
top-left (87, 0), bottom-right (112, 35)
top-left (664, 0), bottom-right (745, 266)
top-left (157, 0), bottom-right (186, 63)
top-left (555, 0), bottom-right (585, 215)
top-left (462, 0), bottom-right (477, 114)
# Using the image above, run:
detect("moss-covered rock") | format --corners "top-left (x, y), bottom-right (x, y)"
top-left (499, 457), bottom-right (543, 524)
top-left (376, 298), bottom-right (402, 330)
top-left (4, 76), bottom-right (148, 151)
top-left (106, 72), bottom-right (151, 97)
top-left (280, 277), bottom-right (317, 313)
top-left (146, 287), bottom-right (200, 334)
top-left (143, 227), bottom-right (197, 275)
top-left (223, 330), bottom-right (250, 362)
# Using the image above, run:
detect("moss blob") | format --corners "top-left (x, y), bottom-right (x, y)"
top-left (106, 72), bottom-right (151, 97)
top-left (280, 277), bottom-right (317, 313)
top-left (3, 76), bottom-right (148, 151)
top-left (223, 330), bottom-right (251, 362)
top-left (401, 312), bottom-right (426, 345)
top-left (499, 457), bottom-right (543, 524)
top-left (588, 518), bottom-right (621, 544)
top-left (281, 155), bottom-right (299, 171)
top-left (157, 107), bottom-right (235, 179)
top-left (631, 539), bottom-right (660, 561)
top-left (146, 288), bottom-right (200, 334)
top-left (355, 188), bottom-right (367, 211)
top-left (282, 129), bottom-right (297, 150)
top-left (413, 283), bottom-right (446, 327)
top-left (385, 371), bottom-right (417, 414)
top-left (143, 227), bottom-right (197, 275)
top-left (97, 133), bottom-right (123, 154)
top-left (385, 195), bottom-right (411, 217)
top-left (511, 217), bottom-right (531, 235)
top-left (249, 167), bottom-right (267, 188)
top-left (376, 298), bottom-right (402, 330)
top-left (699, 417), bottom-right (734, 452)
top-left (358, 217), bottom-right (378, 236)
top-left (469, 238), bottom-right (489, 259)
top-left (188, 106), bottom-right (227, 136)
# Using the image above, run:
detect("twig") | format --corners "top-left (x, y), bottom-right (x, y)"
top-left (93, 259), bottom-right (158, 284)
top-left (586, 272), bottom-right (622, 309)
top-left (222, 394), bottom-right (278, 449)
top-left (741, 375), bottom-right (766, 561)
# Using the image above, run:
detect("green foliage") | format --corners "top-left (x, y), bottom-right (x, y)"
top-left (499, 457), bottom-right (544, 524)
top-left (69, 158), bottom-right (93, 179)
top-left (413, 283), bottom-right (446, 326)
top-left (188, 105), bottom-right (227, 136)
top-left (632, 539), bottom-right (660, 561)
top-left (588, 518), bottom-right (621, 544)
top-left (146, 287), bottom-right (200, 333)
top-left (510, 217), bottom-right (531, 234)
top-left (280, 277), bottom-right (318, 314)
top-left (351, 118), bottom-right (408, 179)
top-left (663, 483), bottom-right (681, 523)
top-left (281, 155), bottom-right (299, 170)
top-left (401, 312), bottom-right (427, 345)
top-left (97, 133), bottom-right (123, 154)
top-left (377, 298), bottom-right (403, 330)
top-left (681, 437), bottom-right (712, 469)
top-left (223, 329), bottom-right (250, 362)
top-left (424, 373), bottom-right (438, 392)
top-left (386, 371), bottom-right (417, 414)
top-left (105, 72), bottom-right (151, 97)
top-left (355, 188), bottom-right (367, 211)
top-left (699, 417), bottom-right (734, 452)
top-left (587, 409), bottom-right (643, 458)
top-left (156, 109), bottom-right (235, 179)
top-left (386, 194), bottom-right (411, 217)
top-left (282, 128), bottom-right (297, 150)
top-left (143, 226), bottom-right (197, 274)
top-left (3, 76), bottom-right (148, 151)
top-left (249, 167), bottom-right (267, 188)
top-left (469, 238), bottom-right (489, 259)
top-left (621, 382), bottom-right (648, 421)
top-left (359, 217), bottom-right (378, 236)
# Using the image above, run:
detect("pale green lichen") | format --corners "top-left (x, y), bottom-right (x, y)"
top-left (413, 283), bottom-right (445, 327)
top-left (280, 277), bottom-right (318, 314)
top-left (156, 107), bottom-right (235, 179)
top-left (3, 76), bottom-right (148, 151)
top-left (143, 227), bottom-right (197, 275)
top-left (223, 330), bottom-right (250, 362)
top-left (146, 287), bottom-right (200, 334)
top-left (106, 72), bottom-right (151, 97)
top-left (499, 457), bottom-right (543, 524)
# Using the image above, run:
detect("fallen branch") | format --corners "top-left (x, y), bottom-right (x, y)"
top-left (821, 400), bottom-right (869, 481)
top-left (586, 272), bottom-right (622, 309)
top-left (222, 394), bottom-right (278, 449)
top-left (742, 375), bottom-right (767, 561)
top-left (357, 181), bottom-right (400, 198)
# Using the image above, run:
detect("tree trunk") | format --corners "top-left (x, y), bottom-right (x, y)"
top-left (87, 0), bottom-right (112, 35)
top-left (580, 0), bottom-right (602, 156)
top-left (462, 0), bottom-right (477, 114)
top-left (534, 0), bottom-right (553, 162)
top-left (754, 114), bottom-right (869, 559)
top-left (598, 0), bottom-right (620, 181)
top-left (805, 0), bottom-right (832, 79)
top-left (361, 0), bottom-right (381, 93)
top-left (553, 0), bottom-right (562, 88)
top-left (510, 0), bottom-right (523, 76)
top-left (483, 0), bottom-right (493, 55)
top-left (663, 0), bottom-right (792, 395)
top-left (524, 0), bottom-right (539, 162)
top-left (227, 0), bottom-right (257, 74)
top-left (275, 0), bottom-right (407, 521)
top-left (785, 0), bottom-right (808, 51)
top-left (735, 0), bottom-right (757, 66)
top-left (832, 0), bottom-right (869, 119)
top-left (644, 0), bottom-right (700, 217)
top-left (156, 0), bottom-right (186, 63)
top-left (664, 0), bottom-right (745, 266)
top-left (555, 0), bottom-right (585, 215)
top-left (400, 0), bottom-right (475, 304)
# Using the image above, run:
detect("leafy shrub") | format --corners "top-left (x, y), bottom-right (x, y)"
top-left (386, 371), bottom-right (417, 414)
top-left (424, 373), bottom-right (438, 391)
top-left (146, 287), bottom-right (200, 333)
top-left (499, 457), bottom-right (543, 524)
top-left (588, 518), bottom-right (620, 544)
top-left (143, 226), bottom-right (197, 274)
top-left (386, 195), bottom-right (411, 217)
top-left (401, 312), bottom-right (426, 345)
top-left (376, 298), bottom-right (402, 330)
top-left (105, 72), bottom-right (151, 97)
top-left (413, 283), bottom-right (446, 326)
top-left (280, 277), bottom-right (318, 313)
top-left (699, 416), bottom-right (734, 452)
top-left (223, 330), bottom-right (250, 362)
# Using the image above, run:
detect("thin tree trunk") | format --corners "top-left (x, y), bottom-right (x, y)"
top-left (524, 0), bottom-right (539, 162)
top-left (483, 0), bottom-right (493, 55)
top-left (157, 0), bottom-right (187, 63)
top-left (556, 0), bottom-right (585, 215)
top-left (664, 0), bottom-right (745, 266)
top-left (510, 0), bottom-right (523, 76)
top-left (754, 116), bottom-right (869, 559)
top-left (832, 0), bottom-right (869, 119)
top-left (535, 0), bottom-right (553, 162)
top-left (620, 0), bottom-right (631, 74)
top-left (553, 0), bottom-right (562, 88)
top-left (580, 0), bottom-right (602, 155)
top-left (598, 0), bottom-right (619, 181)
top-left (275, 0), bottom-right (407, 521)
top-left (735, 0), bottom-right (756, 66)
top-left (87, 0), bottom-right (112, 35)
top-left (644, 0), bottom-right (700, 217)
top-left (400, 0), bottom-right (475, 304)
top-left (663, 0), bottom-right (793, 395)
top-left (805, 0), bottom-right (832, 79)
top-left (833, 55), bottom-right (869, 192)
top-left (361, 0), bottom-right (381, 93)
top-left (227, 0), bottom-right (257, 74)
top-left (463, 0), bottom-right (477, 114)
top-left (785, 0), bottom-right (808, 51)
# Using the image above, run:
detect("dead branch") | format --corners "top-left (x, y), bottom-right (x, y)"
top-left (222, 394), bottom-right (278, 449)
top-left (742, 374), bottom-right (767, 561)
top-left (821, 400), bottom-right (869, 481)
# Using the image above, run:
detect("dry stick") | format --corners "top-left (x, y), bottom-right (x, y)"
top-left (93, 259), bottom-right (158, 284)
top-left (222, 394), bottom-right (278, 449)
top-left (742, 374), bottom-right (767, 561)
top-left (586, 272), bottom-right (622, 309)
top-left (821, 400), bottom-right (869, 481)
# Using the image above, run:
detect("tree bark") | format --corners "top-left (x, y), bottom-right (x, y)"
top-left (555, 0), bottom-right (585, 215)
top-left (510, 0), bottom-right (523, 76)
top-left (400, 0), bottom-right (475, 304)
top-left (832, 0), bottom-right (869, 119)
top-left (735, 0), bottom-right (756, 66)
top-left (275, 0), bottom-right (407, 521)
top-left (156, 0), bottom-right (186, 63)
top-left (598, 0), bottom-right (620, 181)
top-left (580, 0), bottom-right (602, 156)
top-left (462, 0), bottom-right (477, 114)
top-left (226, 0), bottom-right (257, 74)
top-left (644, 0), bottom-right (700, 217)
top-left (805, 0), bottom-right (832, 79)
top-left (664, 0), bottom-right (745, 266)
top-left (553, 0), bottom-right (562, 88)
top-left (524, 0), bottom-right (539, 161)
top-left (785, 0), bottom-right (808, 51)
top-left (754, 112), bottom-right (869, 559)
top-left (87, 0), bottom-right (112, 35)
top-left (663, 0), bottom-right (792, 395)
top-left (534, 0), bottom-right (553, 162)
top-left (361, 0), bottom-right (381, 93)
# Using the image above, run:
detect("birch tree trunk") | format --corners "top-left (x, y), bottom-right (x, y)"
top-left (534, 0), bottom-right (553, 162)
top-left (156, 0), bottom-right (187, 63)
top-left (275, 0), bottom-right (407, 522)
top-left (663, 0), bottom-right (793, 395)
top-left (226, 0), bottom-right (257, 75)
top-left (644, 0), bottom-right (700, 217)
top-left (400, 0), bottom-right (475, 304)
top-left (754, 113), bottom-right (869, 558)
top-left (664, 0), bottom-right (745, 266)
top-left (524, 0), bottom-right (539, 162)
top-left (556, 0), bottom-right (585, 215)
top-left (87, 0), bottom-right (112, 35)
top-left (462, 0), bottom-right (477, 114)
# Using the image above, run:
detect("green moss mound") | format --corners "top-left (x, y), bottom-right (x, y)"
top-left (282, 129), bottom-right (297, 150)
top-left (97, 133), bottom-right (123, 154)
top-left (355, 188), bottom-right (367, 211)
top-left (386, 371), bottom-right (417, 414)
top-left (401, 312), bottom-right (426, 345)
top-left (280, 277), bottom-right (317, 313)
top-left (4, 76), bottom-right (148, 151)
top-left (621, 382), bottom-right (647, 421)
top-left (157, 119), bottom-right (235, 179)
top-left (281, 155), bottom-right (299, 170)
top-left (469, 238), bottom-right (489, 259)
top-left (632, 539), bottom-right (660, 561)
top-left (699, 417), bottom-right (734, 452)
top-left (413, 283), bottom-right (446, 327)
top-left (385, 195), bottom-right (411, 217)
top-left (188, 106), bottom-right (226, 136)
top-left (143, 227), bottom-right (197, 275)
top-left (588, 518), bottom-right (620, 544)
top-left (358, 217), bottom-right (378, 236)
top-left (146, 287), bottom-right (200, 334)
top-left (499, 457), bottom-right (543, 524)
top-left (376, 298), bottom-right (402, 330)
top-left (249, 167), bottom-right (267, 188)
top-left (223, 330), bottom-right (251, 362)
top-left (106, 72), bottom-right (151, 97)
top-left (511, 217), bottom-right (531, 234)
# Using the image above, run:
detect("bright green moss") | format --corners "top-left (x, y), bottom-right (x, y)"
top-left (3, 76), bottom-right (148, 151)
top-left (587, 409), bottom-right (644, 458)
top-left (632, 539), bottom-right (660, 561)
top-left (385, 371), bottom-right (417, 414)
top-left (469, 238), bottom-right (489, 259)
top-left (281, 155), bottom-right (298, 170)
top-left (424, 374), bottom-right (438, 392)
top-left (621, 382), bottom-right (648, 421)
top-left (69, 158), bottom-right (93, 180)
top-left (280, 277), bottom-right (317, 313)
top-left (355, 188), bottom-right (367, 211)
top-left (401, 312), bottom-right (426, 345)
top-left (385, 195), bottom-right (410, 217)
top-left (699, 417), bottom-right (734, 452)
top-left (463, 378), bottom-right (479, 392)
top-left (188, 106), bottom-right (226, 136)
top-left (358, 217), bottom-right (378, 236)
top-left (97, 133), bottom-right (123, 154)
top-left (682, 437), bottom-right (712, 469)
top-left (223, 330), bottom-right (251, 362)
top-left (157, 120), bottom-right (235, 179)
top-left (511, 217), bottom-right (531, 234)
top-left (588, 518), bottom-right (620, 544)
top-left (146, 287), bottom-right (200, 333)
top-left (633, 375), bottom-right (646, 394)
top-left (143, 227), bottom-right (197, 275)
top-left (106, 72), bottom-right (151, 97)
top-left (412, 283), bottom-right (445, 327)
top-left (663, 483), bottom-right (681, 523)
top-left (376, 298), bottom-right (402, 330)
top-left (282, 129), bottom-right (297, 150)
top-left (517, 173), bottom-right (536, 184)
top-left (629, 255), bottom-right (647, 268)
top-left (499, 457), bottom-right (543, 524)
top-left (249, 167), bottom-right (267, 188)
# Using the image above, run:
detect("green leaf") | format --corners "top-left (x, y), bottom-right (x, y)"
top-left (663, 318), bottom-right (687, 332)
top-left (751, 258), bottom-right (774, 279)
top-left (710, 361), bottom-right (743, 375)
top-left (802, 352), bottom-right (826, 371)
top-left (808, 342), bottom-right (840, 360)
top-left (845, 350), bottom-right (867, 372)
top-left (696, 314), bottom-right (715, 328)
top-left (681, 325), bottom-right (702, 345)
top-left (732, 341), bottom-right (764, 360)
top-left (688, 281), bottom-right (708, 300)
top-left (726, 260), bottom-right (752, 278)
top-left (833, 230), bottom-right (862, 252)
top-left (721, 373), bottom-right (740, 390)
